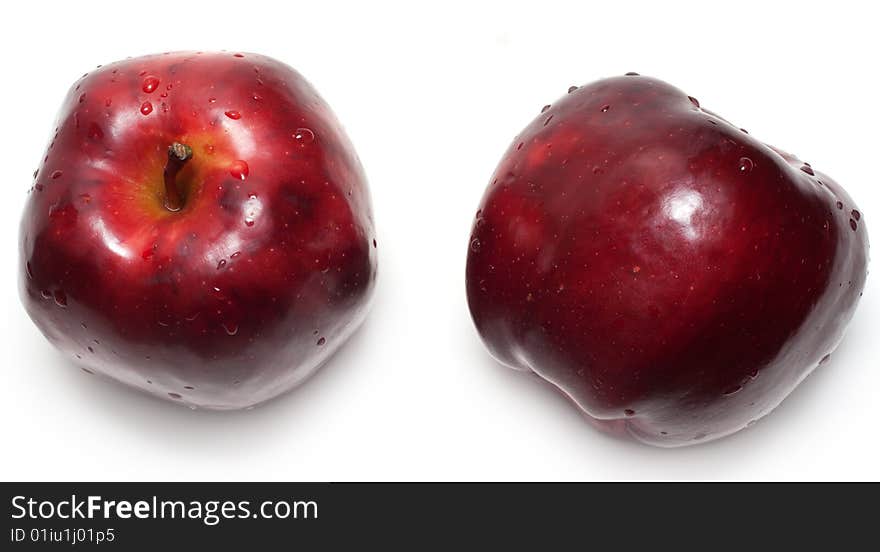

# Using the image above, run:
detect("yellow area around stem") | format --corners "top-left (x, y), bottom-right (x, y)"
top-left (86, 130), bottom-right (241, 263)
top-left (132, 131), bottom-right (237, 219)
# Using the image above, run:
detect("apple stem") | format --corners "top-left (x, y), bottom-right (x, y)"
top-left (164, 142), bottom-right (192, 212)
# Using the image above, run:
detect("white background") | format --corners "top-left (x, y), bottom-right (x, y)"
top-left (2, 0), bottom-right (877, 481)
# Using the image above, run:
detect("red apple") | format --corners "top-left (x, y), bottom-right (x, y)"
top-left (466, 75), bottom-right (868, 446)
top-left (20, 52), bottom-right (377, 409)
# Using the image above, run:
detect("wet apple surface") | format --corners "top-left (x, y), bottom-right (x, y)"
top-left (21, 52), bottom-right (377, 409)
top-left (466, 75), bottom-right (868, 446)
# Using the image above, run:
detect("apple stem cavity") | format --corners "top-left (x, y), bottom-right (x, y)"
top-left (163, 142), bottom-right (193, 212)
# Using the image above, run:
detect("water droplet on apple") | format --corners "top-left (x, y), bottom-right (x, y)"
top-left (624, 409), bottom-right (635, 417)
top-left (800, 164), bottom-right (814, 176)
top-left (737, 157), bottom-right (754, 174)
top-left (222, 321), bottom-right (239, 336)
top-left (316, 337), bottom-right (326, 346)
top-left (78, 93), bottom-right (86, 103)
top-left (168, 392), bottom-right (182, 399)
top-left (541, 104), bottom-right (551, 113)
top-left (231, 251), bottom-right (241, 258)
top-left (373, 239), bottom-right (377, 248)
top-left (836, 201), bottom-right (843, 210)
top-left (820, 354), bottom-right (831, 364)
top-left (543, 115), bottom-right (553, 126)
top-left (224, 110), bottom-right (241, 120)
top-left (470, 238), bottom-right (481, 252)
top-left (51, 170), bottom-right (63, 179)
top-left (88, 123), bottom-right (104, 140)
top-left (53, 290), bottom-right (67, 307)
top-left (625, 72), bottom-right (640, 76)
top-left (229, 160), bottom-right (249, 180)
top-left (688, 96), bottom-right (700, 108)
top-left (208, 97), bottom-right (217, 103)
top-left (722, 384), bottom-right (743, 396)
top-left (516, 142), bottom-right (524, 151)
top-left (140, 101), bottom-right (153, 115)
top-left (600, 104), bottom-right (611, 113)
top-left (244, 217), bottom-right (255, 227)
top-left (568, 85), bottom-right (578, 93)
top-left (104, 97), bottom-right (112, 107)
top-left (850, 219), bottom-right (857, 231)
top-left (293, 128), bottom-right (315, 145)
top-left (233, 53), bottom-right (245, 58)
top-left (852, 210), bottom-right (861, 221)
top-left (216, 259), bottom-right (227, 270)
top-left (141, 76), bottom-right (160, 93)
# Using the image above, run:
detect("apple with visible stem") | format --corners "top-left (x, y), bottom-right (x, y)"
top-left (20, 51), bottom-right (377, 410)
top-left (466, 74), bottom-right (868, 446)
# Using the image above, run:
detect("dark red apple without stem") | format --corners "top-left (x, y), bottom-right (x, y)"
top-left (466, 75), bottom-right (868, 446)
top-left (20, 52), bottom-right (377, 409)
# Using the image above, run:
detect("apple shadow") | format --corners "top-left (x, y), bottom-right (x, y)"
top-left (470, 317), bottom-right (864, 478)
top-left (46, 316), bottom-right (378, 456)
top-left (34, 287), bottom-right (874, 480)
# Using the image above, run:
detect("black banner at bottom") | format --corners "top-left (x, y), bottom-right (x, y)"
top-left (1, 482), bottom-right (874, 549)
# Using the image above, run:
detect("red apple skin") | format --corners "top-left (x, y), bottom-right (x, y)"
top-left (466, 75), bottom-right (868, 446)
top-left (20, 52), bottom-right (377, 410)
